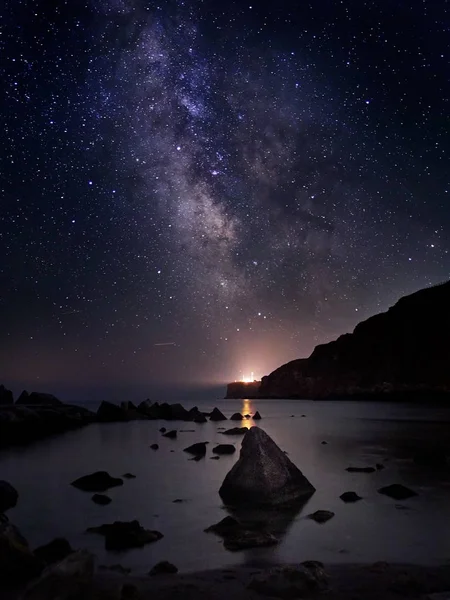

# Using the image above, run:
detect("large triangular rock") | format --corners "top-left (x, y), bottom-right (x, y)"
top-left (219, 427), bottom-right (315, 506)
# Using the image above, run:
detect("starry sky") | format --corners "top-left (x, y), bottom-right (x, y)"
top-left (1, 0), bottom-right (449, 399)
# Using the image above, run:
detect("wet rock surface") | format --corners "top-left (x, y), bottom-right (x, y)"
top-left (219, 427), bottom-right (315, 506)
top-left (248, 561), bottom-right (329, 598)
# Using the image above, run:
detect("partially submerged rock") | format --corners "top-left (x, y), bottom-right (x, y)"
top-left (253, 411), bottom-right (262, 420)
top-left (162, 430), bottom-right (177, 439)
top-left (193, 413), bottom-right (207, 423)
top-left (378, 484), bottom-right (418, 500)
top-left (123, 473), bottom-right (136, 479)
top-left (0, 514), bottom-right (42, 583)
top-left (21, 550), bottom-right (95, 600)
top-left (340, 491), bottom-right (362, 503)
top-left (308, 510), bottom-right (335, 523)
top-left (222, 427), bottom-right (249, 435)
top-left (209, 407), bottom-right (227, 421)
top-left (205, 516), bottom-right (278, 551)
top-left (71, 471), bottom-right (123, 492)
top-left (184, 442), bottom-right (208, 455)
top-left (92, 493), bottom-right (112, 505)
top-left (149, 560), bottom-right (178, 575)
top-left (346, 466), bottom-right (376, 473)
top-left (87, 520), bottom-right (163, 551)
top-left (230, 412), bottom-right (244, 421)
top-left (0, 480), bottom-right (18, 512)
top-left (150, 443), bottom-right (159, 450)
top-left (0, 384), bottom-right (13, 405)
top-left (219, 427), bottom-right (315, 506)
top-left (213, 444), bottom-right (236, 455)
top-left (34, 537), bottom-right (74, 566)
top-left (248, 562), bottom-right (328, 598)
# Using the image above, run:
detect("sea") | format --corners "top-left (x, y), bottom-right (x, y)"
top-left (1, 397), bottom-right (450, 573)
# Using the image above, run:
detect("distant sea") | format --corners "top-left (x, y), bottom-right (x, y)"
top-left (1, 396), bottom-right (450, 573)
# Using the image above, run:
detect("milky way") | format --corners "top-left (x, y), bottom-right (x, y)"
top-left (1, 0), bottom-right (449, 395)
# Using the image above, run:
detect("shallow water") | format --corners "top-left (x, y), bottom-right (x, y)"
top-left (1, 398), bottom-right (450, 573)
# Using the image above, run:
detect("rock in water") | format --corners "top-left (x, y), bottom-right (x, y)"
top-left (213, 444), bottom-right (236, 455)
top-left (149, 560), bottom-right (178, 575)
top-left (71, 471), bottom-right (123, 492)
top-left (0, 384), bottom-right (13, 404)
top-left (184, 442), bottom-right (208, 455)
top-left (222, 427), bottom-right (249, 435)
top-left (253, 411), bottom-right (262, 420)
top-left (219, 427), bottom-right (315, 506)
top-left (34, 537), bottom-right (74, 566)
top-left (210, 407), bottom-right (227, 421)
top-left (378, 484), bottom-right (418, 500)
top-left (0, 480), bottom-right (18, 512)
top-left (230, 412), bottom-right (244, 421)
top-left (92, 493), bottom-right (112, 505)
top-left (86, 520), bottom-right (163, 551)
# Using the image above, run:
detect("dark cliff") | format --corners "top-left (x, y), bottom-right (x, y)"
top-left (259, 281), bottom-right (450, 399)
top-left (225, 381), bottom-right (261, 399)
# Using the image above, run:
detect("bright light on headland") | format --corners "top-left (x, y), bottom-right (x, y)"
top-left (241, 371), bottom-right (255, 383)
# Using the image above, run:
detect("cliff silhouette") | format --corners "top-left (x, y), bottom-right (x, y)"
top-left (255, 281), bottom-right (450, 399)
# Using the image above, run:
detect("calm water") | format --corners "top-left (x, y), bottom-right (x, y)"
top-left (1, 398), bottom-right (450, 573)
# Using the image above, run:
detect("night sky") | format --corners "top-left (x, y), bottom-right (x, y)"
top-left (1, 0), bottom-right (449, 397)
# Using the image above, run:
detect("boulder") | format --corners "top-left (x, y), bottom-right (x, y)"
top-left (0, 514), bottom-right (42, 583)
top-left (209, 407), bottom-right (227, 421)
top-left (204, 516), bottom-right (278, 551)
top-left (71, 471), bottom-right (123, 492)
top-left (87, 520), bottom-right (163, 551)
top-left (0, 385), bottom-right (13, 404)
top-left (248, 562), bottom-right (328, 597)
top-left (222, 427), bottom-right (249, 435)
top-left (378, 484), bottom-right (417, 500)
top-left (193, 413), bottom-right (207, 423)
top-left (346, 466), bottom-right (376, 473)
top-left (219, 427), bottom-right (315, 506)
top-left (34, 537), bottom-right (74, 566)
top-left (230, 412), bottom-right (244, 421)
top-left (340, 491), bottom-right (362, 503)
top-left (92, 494), bottom-right (112, 505)
top-left (212, 444), bottom-right (236, 455)
top-left (162, 430), bottom-right (177, 439)
top-left (253, 411), bottom-right (262, 420)
top-left (96, 401), bottom-right (127, 422)
top-left (17, 390), bottom-right (29, 404)
top-left (168, 403), bottom-right (190, 420)
top-left (149, 560), bottom-right (178, 575)
top-left (308, 510), bottom-right (335, 523)
top-left (21, 550), bottom-right (94, 600)
top-left (0, 480), bottom-right (18, 512)
top-left (184, 442), bottom-right (208, 455)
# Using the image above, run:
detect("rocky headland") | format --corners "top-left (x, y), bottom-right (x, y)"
top-left (227, 281), bottom-right (450, 400)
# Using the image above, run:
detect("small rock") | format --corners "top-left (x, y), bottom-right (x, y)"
top-left (346, 466), bottom-right (376, 473)
top-left (205, 516), bottom-right (278, 551)
top-left (34, 537), bottom-right (74, 566)
top-left (162, 430), bottom-right (177, 439)
top-left (308, 510), bottom-right (335, 523)
top-left (375, 463), bottom-right (385, 470)
top-left (92, 494), bottom-right (112, 505)
top-left (301, 414), bottom-right (306, 417)
top-left (180, 429), bottom-right (195, 432)
top-left (99, 563), bottom-right (131, 574)
top-left (213, 444), bottom-right (236, 455)
top-left (172, 499), bottom-right (186, 503)
top-left (210, 456), bottom-right (220, 460)
top-left (150, 443), bottom-right (159, 450)
top-left (159, 427), bottom-right (166, 433)
top-left (230, 412), bottom-right (244, 420)
top-left (0, 480), bottom-right (19, 513)
top-left (222, 427), bottom-right (249, 435)
top-left (253, 411), bottom-right (262, 420)
top-left (86, 520), bottom-right (163, 551)
top-left (378, 484), bottom-right (417, 500)
top-left (121, 583), bottom-right (140, 599)
top-left (340, 491), bottom-right (362, 503)
top-left (321, 441), bottom-right (328, 445)
top-left (189, 455), bottom-right (203, 461)
top-left (194, 413), bottom-right (207, 423)
top-left (71, 471), bottom-right (123, 492)
top-left (149, 560), bottom-right (178, 575)
top-left (210, 407), bottom-right (227, 421)
top-left (244, 414), bottom-right (251, 419)
top-left (183, 442), bottom-right (208, 455)
top-left (123, 473), bottom-right (136, 479)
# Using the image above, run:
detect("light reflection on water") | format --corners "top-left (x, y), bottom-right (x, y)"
top-left (0, 398), bottom-right (450, 573)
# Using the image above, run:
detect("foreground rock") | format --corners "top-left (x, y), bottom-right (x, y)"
top-left (71, 471), bottom-right (123, 492)
top-left (222, 427), bottom-right (249, 435)
top-left (258, 281), bottom-right (450, 399)
top-left (21, 550), bottom-right (94, 600)
top-left (209, 407), bottom-right (227, 421)
top-left (184, 442), bottom-right (208, 456)
top-left (87, 520), bottom-right (163, 550)
top-left (219, 427), bottom-right (315, 506)
top-left (0, 385), bottom-right (13, 404)
top-left (149, 561), bottom-right (178, 575)
top-left (378, 484), bottom-right (418, 500)
top-left (230, 412), bottom-right (244, 421)
top-left (0, 480), bottom-right (18, 512)
top-left (0, 514), bottom-right (41, 583)
top-left (308, 510), bottom-right (335, 523)
top-left (34, 537), bottom-right (74, 566)
top-left (205, 516), bottom-right (278, 551)
top-left (248, 562), bottom-right (328, 597)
